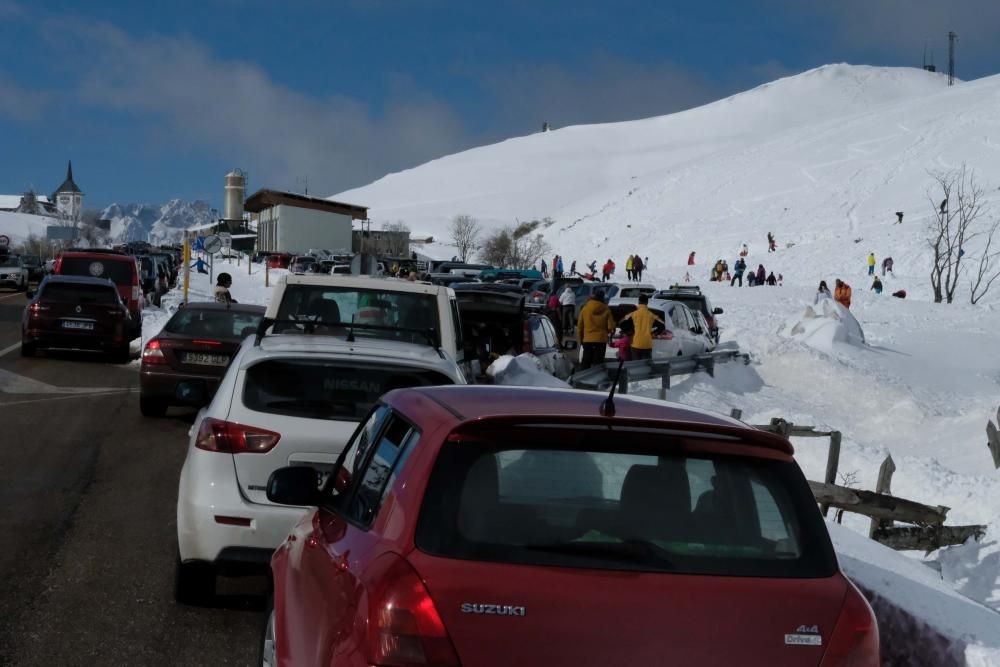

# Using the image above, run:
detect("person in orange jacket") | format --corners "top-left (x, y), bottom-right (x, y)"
top-left (834, 279), bottom-right (852, 309)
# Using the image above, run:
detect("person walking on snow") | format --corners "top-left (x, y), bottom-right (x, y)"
top-left (558, 285), bottom-right (576, 331)
top-left (688, 251), bottom-right (696, 265)
top-left (756, 264), bottom-right (766, 286)
top-left (895, 211), bottom-right (904, 224)
top-left (620, 294), bottom-right (665, 361)
top-left (556, 255), bottom-right (564, 279)
top-left (767, 232), bottom-right (776, 253)
top-left (834, 279), bottom-right (852, 309)
top-left (731, 258), bottom-right (746, 286)
top-left (625, 255), bottom-right (634, 281)
top-left (867, 252), bottom-right (876, 276)
top-left (633, 254), bottom-right (644, 281)
top-left (570, 260), bottom-right (576, 275)
top-left (766, 272), bottom-right (777, 286)
top-left (577, 289), bottom-right (615, 370)
top-left (739, 243), bottom-right (749, 257)
top-left (814, 280), bottom-right (832, 304)
top-left (882, 257), bottom-right (893, 276)
top-left (214, 272), bottom-right (237, 304)
top-left (871, 276), bottom-right (883, 294)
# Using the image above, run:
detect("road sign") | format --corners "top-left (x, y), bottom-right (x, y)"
top-left (193, 236), bottom-right (205, 252)
top-left (0, 235), bottom-right (8, 248)
top-left (203, 234), bottom-right (223, 254)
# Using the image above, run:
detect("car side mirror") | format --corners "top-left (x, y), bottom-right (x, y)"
top-left (713, 307), bottom-right (723, 315)
top-left (25, 290), bottom-right (33, 299)
top-left (562, 340), bottom-right (578, 351)
top-left (266, 466), bottom-right (323, 506)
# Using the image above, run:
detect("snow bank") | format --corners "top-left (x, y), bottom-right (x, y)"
top-left (781, 298), bottom-right (866, 351)
top-left (0, 211), bottom-right (61, 245)
top-left (486, 354), bottom-right (570, 388)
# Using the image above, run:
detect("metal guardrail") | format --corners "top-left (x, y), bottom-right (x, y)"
top-left (567, 345), bottom-right (750, 393)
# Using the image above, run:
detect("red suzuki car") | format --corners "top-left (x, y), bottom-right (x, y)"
top-left (264, 386), bottom-right (878, 667)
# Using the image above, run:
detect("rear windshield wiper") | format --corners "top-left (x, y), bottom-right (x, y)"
top-left (525, 539), bottom-right (675, 569)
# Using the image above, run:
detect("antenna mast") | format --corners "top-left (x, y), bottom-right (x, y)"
top-left (948, 31), bottom-right (957, 85)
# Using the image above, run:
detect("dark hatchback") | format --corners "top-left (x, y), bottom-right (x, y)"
top-left (21, 276), bottom-right (132, 361)
top-left (139, 302), bottom-right (266, 417)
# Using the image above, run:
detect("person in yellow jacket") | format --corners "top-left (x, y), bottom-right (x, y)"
top-left (577, 290), bottom-right (616, 370)
top-left (867, 252), bottom-right (876, 276)
top-left (621, 295), bottom-right (665, 360)
top-left (625, 255), bottom-right (634, 281)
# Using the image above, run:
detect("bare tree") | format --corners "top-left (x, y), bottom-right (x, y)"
top-left (970, 219), bottom-right (1000, 304)
top-left (478, 225), bottom-right (550, 269)
top-left (449, 214), bottom-right (481, 262)
top-left (926, 165), bottom-right (986, 303)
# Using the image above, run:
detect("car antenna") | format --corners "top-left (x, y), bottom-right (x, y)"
top-left (600, 358), bottom-right (626, 417)
top-left (346, 313), bottom-right (356, 343)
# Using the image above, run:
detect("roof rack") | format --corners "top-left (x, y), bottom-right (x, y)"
top-left (252, 317), bottom-right (444, 358)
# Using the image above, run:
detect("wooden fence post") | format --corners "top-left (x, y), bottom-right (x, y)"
top-left (869, 455), bottom-right (897, 538)
top-left (820, 431), bottom-right (842, 517)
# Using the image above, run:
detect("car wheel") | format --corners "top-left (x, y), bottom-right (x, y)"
top-left (20, 340), bottom-right (36, 357)
top-left (140, 396), bottom-right (168, 418)
top-left (260, 596), bottom-right (277, 667)
top-left (174, 553), bottom-right (215, 606)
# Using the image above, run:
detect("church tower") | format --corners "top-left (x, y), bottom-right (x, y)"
top-left (54, 160), bottom-right (83, 221)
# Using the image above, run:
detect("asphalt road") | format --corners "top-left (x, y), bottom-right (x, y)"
top-left (0, 288), bottom-right (263, 666)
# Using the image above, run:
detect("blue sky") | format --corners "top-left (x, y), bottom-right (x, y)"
top-left (2, 0), bottom-right (999, 211)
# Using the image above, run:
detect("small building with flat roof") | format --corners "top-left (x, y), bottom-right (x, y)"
top-left (245, 189), bottom-right (367, 255)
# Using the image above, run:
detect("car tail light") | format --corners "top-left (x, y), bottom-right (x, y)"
top-left (819, 583), bottom-right (879, 667)
top-left (29, 303), bottom-right (50, 315)
top-left (192, 340), bottom-right (222, 346)
top-left (142, 339), bottom-right (167, 365)
top-left (367, 555), bottom-right (460, 667)
top-left (195, 417), bottom-right (281, 454)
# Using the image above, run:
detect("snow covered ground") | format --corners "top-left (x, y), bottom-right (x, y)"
top-left (0, 211), bottom-right (62, 246)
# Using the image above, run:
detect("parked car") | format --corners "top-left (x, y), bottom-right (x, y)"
top-left (0, 254), bottom-right (28, 291)
top-left (174, 331), bottom-right (466, 603)
top-left (54, 248), bottom-right (143, 339)
top-left (654, 285), bottom-right (723, 342)
top-left (264, 274), bottom-right (466, 369)
top-left (615, 283), bottom-right (657, 299)
top-left (289, 255), bottom-right (318, 274)
top-left (139, 302), bottom-right (266, 417)
top-left (452, 284), bottom-right (575, 380)
top-left (21, 275), bottom-right (132, 361)
top-left (267, 253), bottom-right (293, 269)
top-left (690, 310), bottom-right (717, 352)
top-left (607, 297), bottom-right (712, 359)
top-left (20, 254), bottom-right (43, 282)
top-left (478, 268), bottom-right (544, 283)
top-left (264, 385), bottom-right (878, 666)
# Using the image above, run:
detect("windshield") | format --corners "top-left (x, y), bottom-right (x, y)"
top-left (243, 359), bottom-right (453, 421)
top-left (163, 308), bottom-right (264, 339)
top-left (416, 429), bottom-right (836, 578)
top-left (58, 257), bottom-right (135, 286)
top-left (22, 255), bottom-right (40, 266)
top-left (274, 284), bottom-right (441, 347)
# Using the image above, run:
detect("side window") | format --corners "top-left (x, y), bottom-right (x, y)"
top-left (530, 319), bottom-right (548, 351)
top-left (450, 298), bottom-right (464, 356)
top-left (670, 306), bottom-right (687, 330)
top-left (346, 417), bottom-right (419, 525)
top-left (539, 318), bottom-right (557, 349)
top-left (328, 405), bottom-right (391, 500)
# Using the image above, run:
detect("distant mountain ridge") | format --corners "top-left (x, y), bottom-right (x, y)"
top-left (102, 199), bottom-right (214, 244)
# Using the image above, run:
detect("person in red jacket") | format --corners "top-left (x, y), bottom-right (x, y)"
top-left (688, 251), bottom-right (696, 265)
top-left (601, 258), bottom-right (615, 282)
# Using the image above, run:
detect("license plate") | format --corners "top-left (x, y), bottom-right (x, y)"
top-left (182, 352), bottom-right (229, 366)
top-left (62, 320), bottom-right (94, 330)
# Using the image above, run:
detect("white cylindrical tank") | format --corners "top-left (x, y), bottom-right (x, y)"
top-left (224, 169), bottom-right (245, 221)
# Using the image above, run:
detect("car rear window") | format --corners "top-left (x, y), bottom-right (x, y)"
top-left (416, 429), bottom-right (836, 578)
top-left (242, 359), bottom-right (454, 421)
top-left (666, 294), bottom-right (709, 317)
top-left (59, 256), bottom-right (135, 285)
top-left (41, 282), bottom-right (119, 304)
top-left (163, 308), bottom-right (264, 339)
top-left (274, 284), bottom-right (440, 347)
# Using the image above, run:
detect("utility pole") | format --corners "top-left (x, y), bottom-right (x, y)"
top-left (948, 31), bottom-right (957, 86)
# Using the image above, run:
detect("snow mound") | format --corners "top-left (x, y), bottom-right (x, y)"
top-left (0, 211), bottom-right (61, 245)
top-left (486, 354), bottom-right (570, 388)
top-left (782, 298), bottom-right (865, 351)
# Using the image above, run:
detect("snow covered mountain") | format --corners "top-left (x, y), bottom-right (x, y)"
top-left (334, 64), bottom-right (1000, 298)
top-left (102, 199), bottom-right (214, 245)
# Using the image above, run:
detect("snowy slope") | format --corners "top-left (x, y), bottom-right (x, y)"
top-left (0, 211), bottom-right (62, 245)
top-left (335, 64), bottom-right (1000, 300)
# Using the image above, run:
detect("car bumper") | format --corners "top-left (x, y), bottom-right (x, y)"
top-left (177, 446), bottom-right (309, 572)
top-left (23, 328), bottom-right (124, 351)
top-left (140, 367), bottom-right (222, 405)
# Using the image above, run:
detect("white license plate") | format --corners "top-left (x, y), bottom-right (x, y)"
top-left (62, 320), bottom-right (94, 330)
top-left (182, 352), bottom-right (228, 366)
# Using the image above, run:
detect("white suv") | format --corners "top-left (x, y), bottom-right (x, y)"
top-left (0, 255), bottom-right (28, 291)
top-left (174, 331), bottom-right (466, 604)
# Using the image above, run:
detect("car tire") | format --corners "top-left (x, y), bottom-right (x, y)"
top-left (174, 553), bottom-right (215, 606)
top-left (20, 340), bottom-right (36, 357)
top-left (139, 396), bottom-right (168, 418)
top-left (260, 593), bottom-right (277, 667)
top-left (114, 344), bottom-right (132, 364)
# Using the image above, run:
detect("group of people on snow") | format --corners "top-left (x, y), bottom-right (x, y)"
top-left (625, 254), bottom-right (646, 281)
top-left (576, 288), bottom-right (662, 369)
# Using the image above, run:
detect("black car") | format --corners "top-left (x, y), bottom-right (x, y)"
top-left (21, 255), bottom-right (44, 282)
